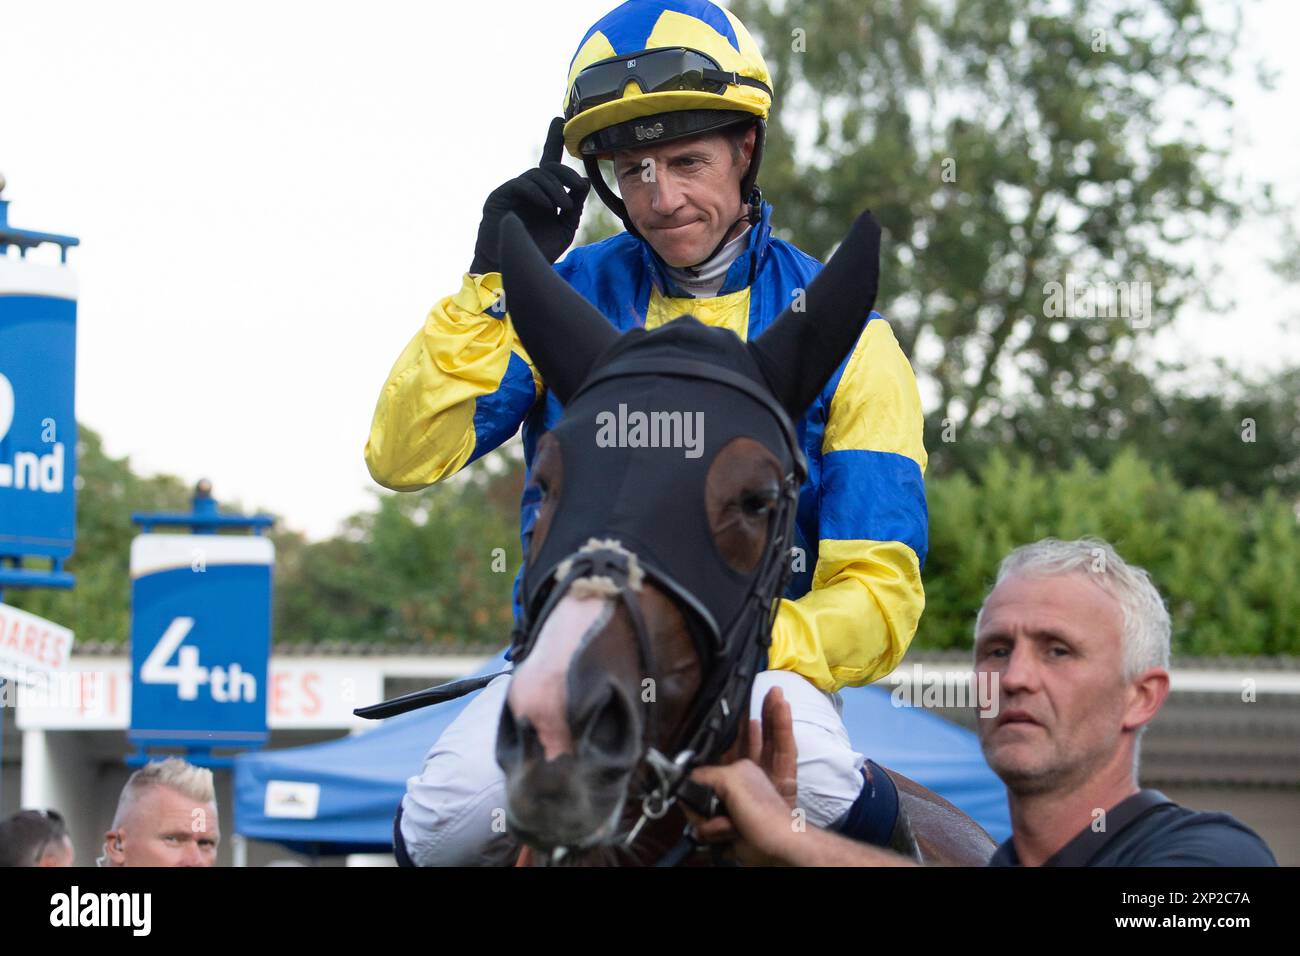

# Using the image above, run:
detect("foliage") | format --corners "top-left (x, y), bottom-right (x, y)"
top-left (4, 427), bottom-right (192, 644)
top-left (272, 455), bottom-right (524, 649)
top-left (922, 448), bottom-right (1300, 655)
top-left (733, 0), bottom-right (1263, 433)
top-left (931, 362), bottom-right (1300, 500)
top-left (17, 425), bottom-right (1293, 657)
top-left (5, 426), bottom-right (524, 651)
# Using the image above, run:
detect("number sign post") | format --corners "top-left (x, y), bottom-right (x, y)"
top-left (0, 180), bottom-right (79, 594)
top-left (0, 178), bottom-right (80, 814)
top-left (129, 482), bottom-right (275, 767)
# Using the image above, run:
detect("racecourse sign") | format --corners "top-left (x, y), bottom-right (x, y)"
top-left (0, 204), bottom-right (80, 586)
top-left (129, 530), bottom-right (274, 752)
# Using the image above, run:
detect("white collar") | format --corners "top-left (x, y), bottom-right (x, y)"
top-left (663, 224), bottom-right (752, 299)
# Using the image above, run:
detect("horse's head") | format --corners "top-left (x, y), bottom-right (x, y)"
top-left (494, 210), bottom-right (882, 858)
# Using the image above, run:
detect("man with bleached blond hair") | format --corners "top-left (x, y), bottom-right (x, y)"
top-left (101, 757), bottom-right (220, 867)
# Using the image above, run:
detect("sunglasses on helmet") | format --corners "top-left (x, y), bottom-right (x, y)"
top-left (565, 46), bottom-right (771, 121)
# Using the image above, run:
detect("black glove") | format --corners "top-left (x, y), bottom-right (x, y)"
top-left (470, 117), bottom-right (590, 274)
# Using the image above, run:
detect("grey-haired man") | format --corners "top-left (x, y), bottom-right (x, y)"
top-left (690, 538), bottom-right (1277, 867)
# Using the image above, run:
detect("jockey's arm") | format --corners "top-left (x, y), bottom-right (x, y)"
top-left (363, 270), bottom-right (543, 491)
top-left (767, 317), bottom-right (928, 693)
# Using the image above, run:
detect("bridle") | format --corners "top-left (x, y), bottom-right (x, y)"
top-left (507, 356), bottom-right (807, 864)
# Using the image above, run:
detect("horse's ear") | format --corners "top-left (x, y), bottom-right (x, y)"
top-left (747, 211), bottom-right (882, 419)
top-left (499, 213), bottom-right (618, 404)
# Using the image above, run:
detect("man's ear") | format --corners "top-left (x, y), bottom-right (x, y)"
top-left (1122, 667), bottom-right (1170, 732)
top-left (737, 125), bottom-right (757, 176)
top-left (103, 829), bottom-right (126, 866)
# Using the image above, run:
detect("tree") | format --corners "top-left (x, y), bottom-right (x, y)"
top-left (4, 424), bottom-right (527, 649)
top-left (733, 0), bottom-right (1268, 437)
top-left (4, 426), bottom-right (192, 643)
top-left (936, 361), bottom-right (1300, 499)
top-left (273, 454), bottom-right (525, 648)
top-left (923, 448), bottom-right (1300, 654)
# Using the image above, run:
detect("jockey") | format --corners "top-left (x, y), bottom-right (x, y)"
top-left (364, 0), bottom-right (928, 865)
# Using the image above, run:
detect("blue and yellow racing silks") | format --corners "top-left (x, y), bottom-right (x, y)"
top-left (364, 202), bottom-right (928, 692)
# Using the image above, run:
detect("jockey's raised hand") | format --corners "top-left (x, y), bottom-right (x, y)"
top-left (470, 116), bottom-right (590, 274)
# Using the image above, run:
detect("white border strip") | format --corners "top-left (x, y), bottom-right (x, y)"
top-left (130, 534), bottom-right (275, 577)
top-left (0, 256), bottom-right (78, 300)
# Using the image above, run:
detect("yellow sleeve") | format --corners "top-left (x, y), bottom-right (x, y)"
top-left (363, 272), bottom-right (542, 491)
top-left (766, 318), bottom-right (929, 692)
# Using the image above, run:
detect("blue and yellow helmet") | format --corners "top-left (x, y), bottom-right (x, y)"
top-left (562, 0), bottom-right (774, 159)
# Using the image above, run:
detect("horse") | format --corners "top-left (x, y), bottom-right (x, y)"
top-left (484, 209), bottom-right (996, 866)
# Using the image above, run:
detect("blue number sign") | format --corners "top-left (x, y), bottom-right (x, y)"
top-left (129, 533), bottom-right (274, 755)
top-left (0, 194), bottom-right (79, 590)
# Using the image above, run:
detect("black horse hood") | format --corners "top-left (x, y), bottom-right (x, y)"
top-left (523, 316), bottom-right (800, 639)
top-left (595, 315), bottom-right (772, 388)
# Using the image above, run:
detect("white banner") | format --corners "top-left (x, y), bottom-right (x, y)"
top-left (0, 602), bottom-right (75, 682)
top-left (15, 658), bottom-right (384, 731)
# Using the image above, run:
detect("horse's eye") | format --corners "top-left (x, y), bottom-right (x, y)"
top-left (740, 491), bottom-right (775, 518)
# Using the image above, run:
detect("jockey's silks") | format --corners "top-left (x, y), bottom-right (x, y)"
top-left (364, 202), bottom-right (928, 692)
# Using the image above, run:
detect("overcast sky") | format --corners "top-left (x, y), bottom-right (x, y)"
top-left (2, 0), bottom-right (1296, 542)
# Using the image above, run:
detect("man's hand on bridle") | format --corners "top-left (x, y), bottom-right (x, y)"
top-left (685, 686), bottom-right (801, 865)
top-left (470, 117), bottom-right (590, 275)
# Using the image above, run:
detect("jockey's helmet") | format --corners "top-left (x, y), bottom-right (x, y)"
top-left (562, 0), bottom-right (773, 226)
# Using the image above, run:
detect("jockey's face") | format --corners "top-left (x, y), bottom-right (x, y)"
top-left (972, 572), bottom-right (1143, 796)
top-left (611, 126), bottom-right (756, 268)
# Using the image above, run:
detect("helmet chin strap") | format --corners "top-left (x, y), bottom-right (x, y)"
top-left (680, 191), bottom-right (761, 274)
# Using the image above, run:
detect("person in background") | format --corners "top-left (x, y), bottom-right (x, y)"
top-left (100, 756), bottom-right (220, 867)
top-left (0, 808), bottom-right (74, 867)
top-left (690, 538), bottom-right (1278, 867)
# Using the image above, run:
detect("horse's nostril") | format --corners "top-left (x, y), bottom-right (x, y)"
top-left (497, 703), bottom-right (542, 769)
top-left (578, 682), bottom-right (638, 767)
top-left (496, 704), bottom-right (519, 768)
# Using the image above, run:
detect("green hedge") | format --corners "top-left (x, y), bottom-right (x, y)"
top-left (920, 449), bottom-right (1300, 655)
